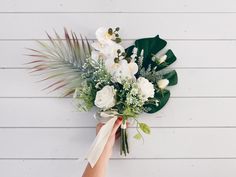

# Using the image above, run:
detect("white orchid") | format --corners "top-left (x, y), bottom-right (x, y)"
top-left (91, 42), bottom-right (125, 70)
top-left (91, 30), bottom-right (138, 84)
top-left (91, 27), bottom-right (126, 73)
top-left (95, 27), bottom-right (114, 45)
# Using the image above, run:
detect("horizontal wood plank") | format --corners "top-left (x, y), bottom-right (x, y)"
top-left (1, 0), bottom-right (236, 12)
top-left (0, 97), bottom-right (236, 127)
top-left (0, 69), bottom-right (236, 97)
top-left (1, 14), bottom-right (236, 39)
top-left (2, 40), bottom-right (236, 68)
top-left (0, 159), bottom-right (236, 177)
top-left (0, 128), bottom-right (236, 158)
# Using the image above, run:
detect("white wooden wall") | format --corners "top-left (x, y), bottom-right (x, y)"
top-left (1, 0), bottom-right (236, 177)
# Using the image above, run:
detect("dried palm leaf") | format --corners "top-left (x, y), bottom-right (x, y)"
top-left (26, 28), bottom-right (92, 96)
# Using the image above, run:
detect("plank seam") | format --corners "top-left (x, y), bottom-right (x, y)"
top-left (1, 39), bottom-right (236, 41)
top-left (0, 157), bottom-right (236, 160)
top-left (0, 126), bottom-right (236, 129)
top-left (2, 12), bottom-right (236, 14)
top-left (2, 67), bottom-right (236, 69)
top-left (0, 96), bottom-right (236, 98)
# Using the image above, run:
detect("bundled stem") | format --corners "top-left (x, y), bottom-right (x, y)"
top-left (120, 120), bottom-right (129, 155)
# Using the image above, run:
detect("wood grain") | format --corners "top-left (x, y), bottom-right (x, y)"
top-left (0, 159), bottom-right (236, 177)
top-left (2, 40), bottom-right (236, 68)
top-left (0, 69), bottom-right (236, 97)
top-left (1, 128), bottom-right (236, 158)
top-left (1, 0), bottom-right (236, 12)
top-left (1, 14), bottom-right (236, 39)
top-left (0, 97), bottom-right (236, 127)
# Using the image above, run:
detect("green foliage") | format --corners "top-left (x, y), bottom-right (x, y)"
top-left (115, 80), bottom-right (144, 117)
top-left (139, 65), bottom-right (163, 83)
top-left (139, 122), bottom-right (151, 134)
top-left (134, 133), bottom-right (142, 140)
top-left (122, 106), bottom-right (138, 118)
top-left (73, 82), bottom-right (96, 111)
top-left (91, 61), bottom-right (112, 90)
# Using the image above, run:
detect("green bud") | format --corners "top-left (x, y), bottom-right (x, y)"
top-left (121, 52), bottom-right (126, 57)
top-left (108, 28), bottom-right (113, 35)
top-left (117, 49), bottom-right (121, 53)
top-left (126, 57), bottom-right (131, 63)
top-left (115, 27), bottom-right (120, 31)
top-left (115, 38), bottom-right (122, 43)
top-left (115, 33), bottom-right (119, 37)
top-left (114, 57), bottom-right (119, 63)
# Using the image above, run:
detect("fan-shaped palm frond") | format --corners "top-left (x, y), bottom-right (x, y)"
top-left (27, 28), bottom-right (93, 96)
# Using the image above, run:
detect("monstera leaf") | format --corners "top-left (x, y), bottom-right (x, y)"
top-left (126, 35), bottom-right (177, 114)
top-left (126, 35), bottom-right (167, 69)
top-left (143, 90), bottom-right (170, 114)
top-left (163, 70), bottom-right (178, 86)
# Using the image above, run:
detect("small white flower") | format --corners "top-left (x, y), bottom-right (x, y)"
top-left (157, 79), bottom-right (169, 89)
top-left (137, 77), bottom-right (155, 101)
top-left (94, 85), bottom-right (116, 110)
top-left (158, 55), bottom-right (167, 64)
top-left (111, 60), bottom-right (138, 83)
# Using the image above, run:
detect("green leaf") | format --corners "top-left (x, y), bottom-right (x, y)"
top-left (165, 49), bottom-right (177, 66)
top-left (125, 45), bottom-right (135, 57)
top-left (144, 90), bottom-right (170, 113)
top-left (163, 70), bottom-right (178, 86)
top-left (134, 133), bottom-right (142, 140)
top-left (139, 123), bottom-right (151, 134)
top-left (134, 35), bottom-right (167, 69)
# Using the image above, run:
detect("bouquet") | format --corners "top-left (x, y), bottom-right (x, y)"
top-left (27, 27), bottom-right (178, 167)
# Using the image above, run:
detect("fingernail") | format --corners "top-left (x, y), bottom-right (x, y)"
top-left (118, 116), bottom-right (122, 121)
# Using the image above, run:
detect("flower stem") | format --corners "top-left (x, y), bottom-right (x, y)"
top-left (120, 119), bottom-right (129, 156)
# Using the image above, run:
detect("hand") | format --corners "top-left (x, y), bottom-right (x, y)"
top-left (82, 118), bottom-right (124, 177)
top-left (96, 117), bottom-right (122, 157)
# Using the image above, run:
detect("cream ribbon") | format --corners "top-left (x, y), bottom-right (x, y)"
top-left (87, 114), bottom-right (118, 168)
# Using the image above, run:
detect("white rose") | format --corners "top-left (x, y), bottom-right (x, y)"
top-left (157, 79), bottom-right (169, 89)
top-left (95, 27), bottom-right (113, 45)
top-left (158, 55), bottom-right (167, 64)
top-left (110, 60), bottom-right (138, 83)
top-left (94, 85), bottom-right (116, 110)
top-left (137, 77), bottom-right (155, 101)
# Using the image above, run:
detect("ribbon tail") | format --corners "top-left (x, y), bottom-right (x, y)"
top-left (87, 117), bottom-right (117, 168)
